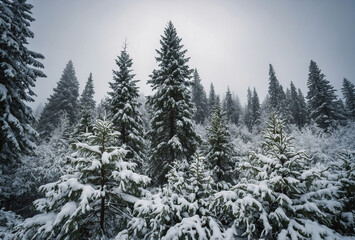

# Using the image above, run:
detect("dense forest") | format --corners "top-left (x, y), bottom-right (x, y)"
top-left (1, 1), bottom-right (354, 239)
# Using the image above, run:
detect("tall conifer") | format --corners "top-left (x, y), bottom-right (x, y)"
top-left (147, 21), bottom-right (199, 184)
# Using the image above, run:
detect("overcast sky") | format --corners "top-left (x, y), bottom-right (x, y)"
top-left (27, 0), bottom-right (355, 109)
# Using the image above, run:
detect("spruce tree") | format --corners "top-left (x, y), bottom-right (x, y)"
top-left (37, 60), bottom-right (79, 138)
top-left (244, 87), bottom-right (253, 132)
top-left (191, 69), bottom-right (208, 124)
top-left (108, 44), bottom-right (145, 167)
top-left (223, 86), bottom-right (240, 124)
top-left (0, 0), bottom-right (45, 163)
top-left (214, 113), bottom-right (340, 239)
top-left (251, 87), bottom-right (261, 129)
top-left (75, 73), bottom-right (96, 135)
top-left (208, 82), bottom-right (217, 117)
top-left (124, 155), bottom-right (224, 239)
top-left (306, 60), bottom-right (342, 130)
top-left (268, 64), bottom-right (287, 117)
top-left (146, 21), bottom-right (199, 184)
top-left (289, 81), bottom-right (307, 129)
top-left (206, 104), bottom-right (235, 188)
top-left (341, 78), bottom-right (355, 120)
top-left (14, 120), bottom-right (150, 239)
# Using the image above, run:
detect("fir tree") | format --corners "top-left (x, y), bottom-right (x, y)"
top-left (208, 82), bottom-right (217, 117)
top-left (37, 60), bottom-right (79, 138)
top-left (14, 120), bottom-right (150, 239)
top-left (289, 81), bottom-right (307, 129)
top-left (146, 21), bottom-right (199, 184)
top-left (244, 87), bottom-right (253, 132)
top-left (214, 113), bottom-right (340, 239)
top-left (223, 86), bottom-right (240, 124)
top-left (206, 104), bottom-right (235, 188)
top-left (268, 64), bottom-right (288, 117)
top-left (108, 44), bottom-right (145, 167)
top-left (306, 60), bottom-right (342, 130)
top-left (341, 78), bottom-right (355, 120)
top-left (123, 155), bottom-right (224, 239)
top-left (75, 73), bottom-right (96, 135)
top-left (251, 87), bottom-right (261, 129)
top-left (191, 69), bottom-right (208, 124)
top-left (0, 0), bottom-right (45, 163)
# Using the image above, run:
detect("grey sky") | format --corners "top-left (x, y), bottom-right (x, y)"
top-left (28, 0), bottom-right (355, 109)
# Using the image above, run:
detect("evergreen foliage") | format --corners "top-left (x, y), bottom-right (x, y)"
top-left (123, 155), bottom-right (223, 239)
top-left (244, 87), bottom-right (261, 132)
top-left (108, 44), bottom-right (145, 167)
top-left (289, 82), bottom-right (307, 129)
top-left (208, 82), bottom-right (217, 117)
top-left (37, 60), bottom-right (79, 138)
top-left (331, 151), bottom-right (355, 235)
top-left (146, 21), bottom-right (199, 184)
top-left (191, 69), bottom-right (208, 124)
top-left (14, 120), bottom-right (150, 239)
top-left (223, 87), bottom-right (240, 125)
top-left (342, 78), bottom-right (355, 120)
top-left (214, 113), bottom-right (340, 239)
top-left (268, 64), bottom-right (285, 114)
top-left (0, 0), bottom-right (45, 163)
top-left (75, 73), bottom-right (96, 135)
top-left (206, 104), bottom-right (235, 188)
top-left (306, 60), bottom-right (342, 130)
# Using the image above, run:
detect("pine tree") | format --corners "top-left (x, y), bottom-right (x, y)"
top-left (268, 64), bottom-right (288, 117)
top-left (75, 73), bottom-right (96, 135)
top-left (191, 69), bottom-right (208, 124)
top-left (14, 120), bottom-right (150, 239)
top-left (289, 81), bottom-right (307, 129)
top-left (306, 60), bottom-right (342, 130)
top-left (0, 0), bottom-right (45, 163)
top-left (37, 60), bottom-right (79, 138)
top-left (244, 87), bottom-right (253, 132)
top-left (330, 151), bottom-right (355, 235)
top-left (268, 64), bottom-right (281, 111)
top-left (123, 155), bottom-right (224, 239)
top-left (214, 113), bottom-right (340, 239)
top-left (223, 87), bottom-right (240, 124)
top-left (206, 104), bottom-right (235, 188)
top-left (108, 44), bottom-right (145, 167)
top-left (251, 87), bottom-right (261, 129)
top-left (341, 78), bottom-right (355, 120)
top-left (146, 21), bottom-right (199, 184)
top-left (208, 82), bottom-right (217, 117)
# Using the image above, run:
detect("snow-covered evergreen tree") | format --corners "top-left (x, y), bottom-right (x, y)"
top-left (0, 0), bottom-right (45, 163)
top-left (108, 44), bottom-right (145, 168)
top-left (122, 154), bottom-right (224, 239)
top-left (75, 73), bottom-right (96, 135)
top-left (244, 87), bottom-right (253, 132)
top-left (206, 104), bottom-right (235, 188)
top-left (14, 120), bottom-right (150, 239)
top-left (146, 21), bottom-right (199, 184)
top-left (268, 64), bottom-right (285, 114)
top-left (306, 60), bottom-right (343, 130)
top-left (213, 113), bottom-right (341, 239)
top-left (208, 82), bottom-right (217, 118)
top-left (191, 69), bottom-right (208, 124)
top-left (251, 87), bottom-right (261, 129)
top-left (37, 60), bottom-right (79, 138)
top-left (223, 87), bottom-right (240, 125)
top-left (331, 150), bottom-right (355, 235)
top-left (289, 81), bottom-right (307, 129)
top-left (342, 78), bottom-right (355, 120)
